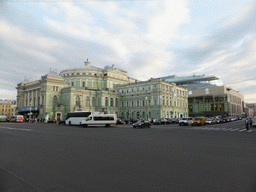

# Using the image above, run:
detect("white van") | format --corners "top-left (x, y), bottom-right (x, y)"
top-left (81, 114), bottom-right (117, 127)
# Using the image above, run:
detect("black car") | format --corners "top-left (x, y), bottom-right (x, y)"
top-left (133, 120), bottom-right (151, 128)
top-left (47, 119), bottom-right (57, 123)
top-left (153, 119), bottom-right (161, 125)
top-left (58, 119), bottom-right (66, 125)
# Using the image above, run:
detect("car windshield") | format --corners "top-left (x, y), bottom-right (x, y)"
top-left (181, 118), bottom-right (187, 120)
top-left (206, 119), bottom-right (211, 121)
top-left (194, 118), bottom-right (202, 120)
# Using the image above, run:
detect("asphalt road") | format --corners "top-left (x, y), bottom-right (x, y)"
top-left (0, 120), bottom-right (255, 192)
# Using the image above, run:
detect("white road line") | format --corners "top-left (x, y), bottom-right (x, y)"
top-left (230, 128), bottom-right (239, 131)
top-left (0, 126), bottom-right (32, 131)
top-left (239, 129), bottom-right (247, 132)
top-left (247, 130), bottom-right (252, 132)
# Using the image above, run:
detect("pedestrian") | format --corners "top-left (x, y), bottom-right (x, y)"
top-left (249, 118), bottom-right (252, 129)
top-left (245, 118), bottom-right (249, 130)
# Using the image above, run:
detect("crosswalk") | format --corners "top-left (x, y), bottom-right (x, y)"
top-left (185, 126), bottom-right (253, 133)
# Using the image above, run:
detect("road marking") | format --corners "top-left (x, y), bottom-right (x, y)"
top-left (0, 126), bottom-right (32, 131)
top-left (230, 128), bottom-right (239, 131)
top-left (247, 130), bottom-right (252, 132)
top-left (239, 129), bottom-right (247, 132)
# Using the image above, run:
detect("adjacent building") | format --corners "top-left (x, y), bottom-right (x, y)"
top-left (0, 101), bottom-right (12, 118)
top-left (162, 75), bottom-right (244, 117)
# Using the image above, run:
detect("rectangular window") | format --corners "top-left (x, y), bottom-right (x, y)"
top-left (83, 82), bottom-right (85, 87)
top-left (53, 86), bottom-right (55, 91)
top-left (137, 101), bottom-right (139, 107)
top-left (56, 86), bottom-right (58, 91)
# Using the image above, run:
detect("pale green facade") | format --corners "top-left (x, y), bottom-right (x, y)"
top-left (16, 62), bottom-right (188, 120)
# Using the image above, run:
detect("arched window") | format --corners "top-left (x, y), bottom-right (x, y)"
top-left (76, 95), bottom-right (80, 106)
top-left (92, 97), bottom-right (96, 107)
top-left (105, 97), bottom-right (108, 106)
top-left (86, 97), bottom-right (90, 107)
top-left (115, 98), bottom-right (118, 107)
top-left (53, 95), bottom-right (58, 106)
top-left (110, 98), bottom-right (114, 107)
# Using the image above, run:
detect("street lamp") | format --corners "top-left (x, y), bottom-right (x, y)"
top-left (145, 97), bottom-right (148, 120)
top-left (29, 102), bottom-right (32, 122)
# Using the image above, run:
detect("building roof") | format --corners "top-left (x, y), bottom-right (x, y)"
top-left (0, 101), bottom-right (10, 104)
top-left (60, 65), bottom-right (103, 73)
top-left (163, 75), bottom-right (219, 84)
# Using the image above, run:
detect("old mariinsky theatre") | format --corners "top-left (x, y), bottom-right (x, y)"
top-left (16, 60), bottom-right (188, 121)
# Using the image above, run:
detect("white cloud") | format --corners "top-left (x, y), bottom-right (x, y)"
top-left (0, 89), bottom-right (17, 100)
top-left (146, 0), bottom-right (190, 44)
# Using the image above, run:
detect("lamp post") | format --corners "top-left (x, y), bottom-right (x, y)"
top-left (145, 97), bottom-right (148, 120)
top-left (29, 102), bottom-right (32, 122)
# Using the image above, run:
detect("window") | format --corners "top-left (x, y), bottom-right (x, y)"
top-left (56, 86), bottom-right (58, 91)
top-left (53, 95), bottom-right (58, 106)
top-left (76, 95), bottom-right (81, 106)
top-left (142, 100), bottom-right (145, 106)
top-left (122, 102), bottom-right (124, 107)
top-left (110, 98), bottom-right (114, 107)
top-left (82, 82), bottom-right (85, 87)
top-left (148, 100), bottom-right (151, 106)
top-left (105, 97), bottom-right (108, 106)
top-left (53, 86), bottom-right (55, 91)
top-left (115, 98), bottom-right (118, 107)
top-left (131, 101), bottom-right (134, 107)
top-left (137, 101), bottom-right (139, 107)
top-left (38, 97), bottom-right (40, 106)
top-left (154, 100), bottom-right (157, 105)
top-left (92, 97), bottom-right (96, 107)
top-left (126, 102), bottom-right (129, 107)
top-left (71, 82), bottom-right (74, 86)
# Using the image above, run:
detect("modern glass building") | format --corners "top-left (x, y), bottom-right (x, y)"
top-left (161, 75), bottom-right (244, 117)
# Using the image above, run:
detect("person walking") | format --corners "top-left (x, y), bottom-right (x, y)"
top-left (245, 118), bottom-right (249, 130)
top-left (249, 118), bottom-right (253, 129)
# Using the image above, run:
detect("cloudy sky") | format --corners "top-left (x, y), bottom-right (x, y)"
top-left (1, 0), bottom-right (256, 102)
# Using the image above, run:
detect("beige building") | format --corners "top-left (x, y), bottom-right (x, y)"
top-left (246, 103), bottom-right (256, 117)
top-left (187, 86), bottom-right (244, 117)
top-left (0, 101), bottom-right (12, 118)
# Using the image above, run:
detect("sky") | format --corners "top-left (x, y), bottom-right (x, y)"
top-left (1, 0), bottom-right (256, 102)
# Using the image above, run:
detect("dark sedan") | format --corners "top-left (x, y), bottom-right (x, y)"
top-left (133, 120), bottom-right (151, 128)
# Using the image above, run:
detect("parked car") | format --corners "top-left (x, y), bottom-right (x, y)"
top-left (252, 118), bottom-right (256, 127)
top-left (166, 119), bottom-right (172, 124)
top-left (222, 117), bottom-right (228, 123)
top-left (171, 118), bottom-right (179, 124)
top-left (58, 119), bottom-right (66, 125)
top-left (192, 117), bottom-right (206, 126)
top-left (179, 117), bottom-right (193, 126)
top-left (130, 119), bottom-right (138, 124)
top-left (206, 118), bottom-right (215, 125)
top-left (160, 118), bottom-right (168, 124)
top-left (116, 118), bottom-right (124, 125)
top-left (47, 118), bottom-right (57, 123)
top-left (215, 118), bottom-right (223, 124)
top-left (153, 119), bottom-right (162, 125)
top-left (133, 120), bottom-right (151, 128)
